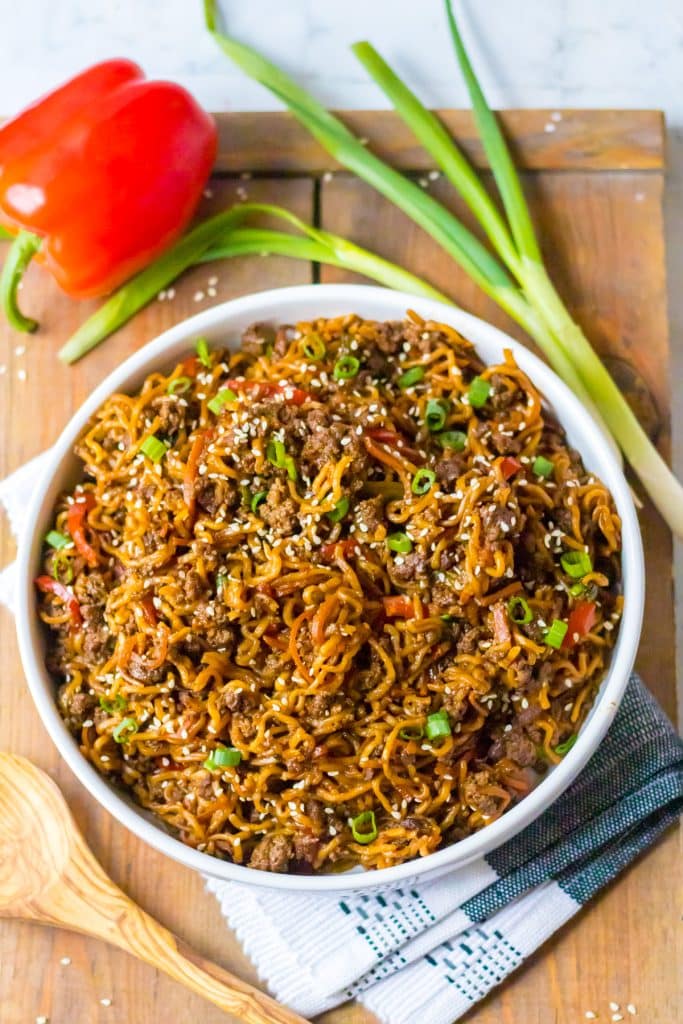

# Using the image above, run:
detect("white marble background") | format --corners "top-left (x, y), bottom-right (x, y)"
top-left (0, 0), bottom-right (681, 679)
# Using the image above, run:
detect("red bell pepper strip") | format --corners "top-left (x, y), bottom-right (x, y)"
top-left (225, 379), bottom-right (312, 406)
top-left (383, 594), bottom-right (420, 618)
top-left (35, 575), bottom-right (82, 627)
top-left (140, 594), bottom-right (158, 626)
top-left (365, 428), bottom-right (423, 463)
top-left (67, 492), bottom-right (98, 567)
top-left (183, 429), bottom-right (214, 516)
top-left (0, 59), bottom-right (217, 331)
top-left (499, 456), bottom-right (522, 480)
top-left (562, 601), bottom-right (597, 649)
top-left (320, 539), bottom-right (360, 562)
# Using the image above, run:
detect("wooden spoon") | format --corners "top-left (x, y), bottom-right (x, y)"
top-left (0, 753), bottom-right (309, 1024)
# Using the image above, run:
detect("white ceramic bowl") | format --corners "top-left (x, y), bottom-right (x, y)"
top-left (16, 284), bottom-right (644, 892)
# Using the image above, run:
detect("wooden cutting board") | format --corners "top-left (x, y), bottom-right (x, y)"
top-left (0, 109), bottom-right (679, 1024)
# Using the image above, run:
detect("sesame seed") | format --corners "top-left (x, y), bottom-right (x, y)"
top-left (36, 1017), bottom-right (48, 1024)
top-left (14, 344), bottom-right (26, 356)
top-left (585, 1014), bottom-right (597, 1021)
top-left (60, 956), bottom-right (71, 966)
top-left (609, 1004), bottom-right (620, 1013)
top-left (612, 1016), bottom-right (623, 1023)
top-left (17, 368), bottom-right (27, 381)
top-left (193, 290), bottom-right (205, 302)
top-left (100, 998), bottom-right (112, 1007)
top-left (626, 1006), bottom-right (636, 1016)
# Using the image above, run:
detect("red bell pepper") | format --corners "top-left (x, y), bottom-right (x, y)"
top-left (562, 601), bottom-right (597, 649)
top-left (225, 379), bottom-right (312, 406)
top-left (35, 576), bottom-right (82, 627)
top-left (499, 456), bottom-right (522, 480)
top-left (67, 492), bottom-right (98, 567)
top-left (0, 59), bottom-right (217, 331)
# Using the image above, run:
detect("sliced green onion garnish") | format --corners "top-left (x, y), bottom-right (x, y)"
top-left (437, 430), bottom-right (467, 452)
top-left (399, 724), bottom-right (424, 741)
top-left (560, 550), bottom-right (593, 579)
top-left (113, 717), bottom-right (138, 743)
top-left (327, 496), bottom-right (350, 523)
top-left (569, 582), bottom-right (585, 597)
top-left (507, 595), bottom-right (533, 625)
top-left (140, 434), bottom-right (169, 463)
top-left (425, 398), bottom-right (449, 432)
top-left (167, 375), bottom-right (192, 395)
top-left (467, 376), bottom-right (491, 408)
top-left (398, 366), bottom-right (425, 389)
top-left (196, 337), bottom-right (212, 367)
top-left (333, 354), bottom-right (360, 380)
top-left (440, 613), bottom-right (455, 623)
top-left (554, 734), bottom-right (578, 756)
top-left (425, 709), bottom-right (451, 740)
top-left (45, 530), bottom-right (71, 550)
top-left (99, 694), bottom-right (127, 714)
top-left (204, 744), bottom-right (242, 770)
top-left (350, 809), bottom-right (378, 844)
top-left (303, 333), bottom-right (326, 361)
top-left (51, 552), bottom-right (73, 584)
top-left (532, 455), bottom-right (554, 479)
top-left (266, 437), bottom-right (298, 481)
top-left (207, 387), bottom-right (237, 414)
top-left (411, 468), bottom-right (436, 495)
top-left (216, 570), bottom-right (228, 594)
top-left (386, 531), bottom-right (413, 554)
top-left (544, 619), bottom-right (568, 649)
top-left (250, 490), bottom-right (268, 514)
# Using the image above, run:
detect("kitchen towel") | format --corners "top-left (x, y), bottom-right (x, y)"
top-left (2, 452), bottom-right (682, 1024)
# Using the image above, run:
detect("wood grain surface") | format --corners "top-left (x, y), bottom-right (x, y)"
top-left (0, 111), bottom-right (679, 1024)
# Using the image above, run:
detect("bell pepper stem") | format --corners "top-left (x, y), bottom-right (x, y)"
top-left (0, 230), bottom-right (42, 332)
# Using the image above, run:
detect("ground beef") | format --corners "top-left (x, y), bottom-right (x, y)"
top-left (151, 395), bottom-right (184, 438)
top-left (249, 834), bottom-right (293, 873)
top-left (241, 322), bottom-right (276, 357)
top-left (304, 692), bottom-right (355, 731)
top-left (300, 418), bottom-right (370, 484)
top-left (293, 833), bottom-right (321, 866)
top-left (273, 324), bottom-right (295, 357)
top-left (441, 690), bottom-right (468, 721)
top-left (488, 726), bottom-right (536, 767)
top-left (481, 504), bottom-right (522, 545)
top-left (192, 602), bottom-right (235, 652)
top-left (261, 479), bottom-right (298, 537)
top-left (489, 373), bottom-right (521, 412)
top-left (74, 571), bottom-right (108, 607)
top-left (457, 626), bottom-right (483, 655)
top-left (195, 477), bottom-right (238, 516)
top-left (463, 770), bottom-right (498, 817)
top-left (217, 687), bottom-right (254, 714)
top-left (489, 427), bottom-right (523, 456)
top-left (435, 456), bottom-right (467, 487)
top-left (430, 580), bottom-right (458, 609)
top-left (182, 569), bottom-right (207, 603)
top-left (355, 496), bottom-right (384, 535)
top-left (127, 651), bottom-right (165, 684)
top-left (389, 550), bottom-right (427, 584)
top-left (59, 686), bottom-right (97, 728)
top-left (369, 320), bottom-right (404, 355)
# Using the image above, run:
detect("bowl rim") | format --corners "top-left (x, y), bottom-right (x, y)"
top-left (16, 283), bottom-right (644, 892)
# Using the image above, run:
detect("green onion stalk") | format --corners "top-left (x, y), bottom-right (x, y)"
top-left (203, 0), bottom-right (683, 536)
top-left (58, 204), bottom-right (446, 364)
top-left (202, 0), bottom-right (614, 453)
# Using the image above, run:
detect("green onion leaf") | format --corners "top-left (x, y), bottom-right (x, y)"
top-left (266, 437), bottom-right (297, 481)
top-left (140, 435), bottom-right (169, 463)
top-left (250, 490), bottom-right (268, 514)
top-left (45, 530), bottom-right (71, 550)
top-left (467, 376), bottom-right (491, 408)
top-left (532, 455), bottom-right (554, 479)
top-left (216, 570), bottom-right (228, 594)
top-left (425, 398), bottom-right (450, 432)
top-left (569, 582), bottom-right (585, 597)
top-left (196, 337), bottom-right (212, 367)
top-left (303, 333), bottom-right (326, 361)
top-left (425, 709), bottom-right (451, 740)
top-left (350, 809), bottom-right (378, 844)
top-left (544, 619), bottom-right (568, 649)
top-left (560, 550), bottom-right (593, 579)
top-left (99, 694), bottom-right (127, 714)
top-left (437, 430), bottom-right (467, 452)
top-left (327, 496), bottom-right (350, 523)
top-left (399, 724), bottom-right (424, 741)
top-left (555, 734), bottom-right (578, 756)
top-left (398, 366), bottom-right (425, 389)
top-left (167, 376), bottom-right (192, 395)
top-left (507, 595), bottom-right (533, 625)
top-left (50, 552), bottom-right (74, 584)
top-left (204, 744), bottom-right (242, 770)
top-left (207, 387), bottom-right (238, 414)
top-left (333, 354), bottom-right (360, 380)
top-left (411, 468), bottom-right (436, 495)
top-left (440, 613), bottom-right (455, 623)
top-left (386, 531), bottom-right (413, 554)
top-left (113, 717), bottom-right (138, 743)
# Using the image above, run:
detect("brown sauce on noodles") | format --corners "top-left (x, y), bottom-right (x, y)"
top-left (38, 313), bottom-right (622, 873)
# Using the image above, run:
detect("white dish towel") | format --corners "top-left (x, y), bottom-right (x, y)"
top-left (1, 452), bottom-right (682, 1024)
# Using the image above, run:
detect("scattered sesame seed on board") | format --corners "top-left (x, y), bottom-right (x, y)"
top-left (59, 956), bottom-right (71, 965)
top-left (36, 1017), bottom-right (48, 1024)
top-left (193, 291), bottom-right (205, 303)
top-left (100, 997), bottom-right (112, 1006)
top-left (609, 1003), bottom-right (620, 1013)
top-left (584, 1012), bottom-right (597, 1020)
top-left (612, 1015), bottom-right (624, 1023)
top-left (14, 344), bottom-right (25, 356)
top-left (17, 368), bottom-right (27, 381)
top-left (626, 1005), bottom-right (637, 1016)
